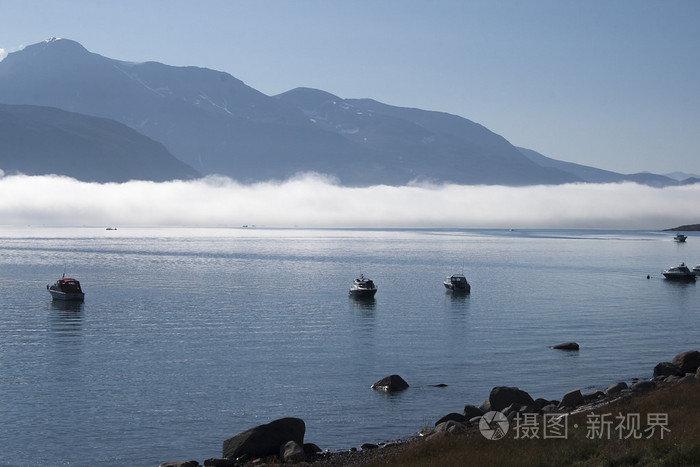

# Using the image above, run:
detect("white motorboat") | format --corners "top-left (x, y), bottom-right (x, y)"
top-left (693, 264), bottom-right (700, 276)
top-left (674, 233), bottom-right (687, 242)
top-left (47, 275), bottom-right (85, 301)
top-left (349, 274), bottom-right (377, 298)
top-left (443, 274), bottom-right (471, 293)
top-left (662, 263), bottom-right (696, 281)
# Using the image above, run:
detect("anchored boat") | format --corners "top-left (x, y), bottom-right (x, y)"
top-left (47, 275), bottom-right (85, 301)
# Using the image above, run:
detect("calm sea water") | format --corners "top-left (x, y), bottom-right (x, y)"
top-left (1, 227), bottom-right (698, 466)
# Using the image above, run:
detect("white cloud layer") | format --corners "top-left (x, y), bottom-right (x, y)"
top-left (1, 173), bottom-right (698, 229)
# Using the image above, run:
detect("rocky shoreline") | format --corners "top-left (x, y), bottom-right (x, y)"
top-left (160, 349), bottom-right (700, 467)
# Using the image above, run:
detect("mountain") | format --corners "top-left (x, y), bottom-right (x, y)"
top-left (0, 38), bottom-right (690, 187)
top-left (0, 103), bottom-right (200, 182)
top-left (664, 171), bottom-right (700, 182)
top-left (0, 37), bottom-right (581, 186)
top-left (276, 88), bottom-right (581, 185)
top-left (517, 147), bottom-right (695, 187)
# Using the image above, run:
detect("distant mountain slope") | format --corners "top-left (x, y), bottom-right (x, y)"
top-left (516, 147), bottom-right (693, 187)
top-left (0, 104), bottom-right (200, 182)
top-left (277, 88), bottom-right (581, 185)
top-left (0, 38), bottom-right (585, 186)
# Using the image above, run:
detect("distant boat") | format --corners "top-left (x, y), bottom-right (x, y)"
top-left (662, 263), bottom-right (696, 281)
top-left (443, 273), bottom-right (471, 293)
top-left (106, 227), bottom-right (117, 231)
top-left (674, 233), bottom-right (687, 242)
top-left (693, 264), bottom-right (700, 276)
top-left (349, 274), bottom-right (377, 298)
top-left (47, 275), bottom-right (85, 301)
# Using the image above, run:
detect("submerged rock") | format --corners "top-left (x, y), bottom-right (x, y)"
top-left (371, 374), bottom-right (409, 392)
top-left (552, 342), bottom-right (580, 351)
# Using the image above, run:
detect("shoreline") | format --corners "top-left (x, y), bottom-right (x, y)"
top-left (161, 349), bottom-right (700, 467)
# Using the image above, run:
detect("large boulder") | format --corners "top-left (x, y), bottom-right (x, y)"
top-left (371, 374), bottom-right (409, 392)
top-left (672, 350), bottom-right (700, 374)
top-left (489, 386), bottom-right (536, 412)
top-left (653, 362), bottom-right (683, 379)
top-left (604, 382), bottom-right (628, 396)
top-left (222, 417), bottom-right (305, 460)
top-left (558, 389), bottom-right (584, 409)
top-left (462, 404), bottom-right (485, 420)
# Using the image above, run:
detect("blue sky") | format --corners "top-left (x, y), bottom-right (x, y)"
top-left (1, 0), bottom-right (699, 175)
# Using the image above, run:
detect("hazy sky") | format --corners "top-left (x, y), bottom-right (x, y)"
top-left (1, 0), bottom-right (699, 176)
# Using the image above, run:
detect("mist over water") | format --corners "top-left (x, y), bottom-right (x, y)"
top-left (1, 172), bottom-right (699, 229)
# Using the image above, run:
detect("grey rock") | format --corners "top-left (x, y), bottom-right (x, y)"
top-left (502, 403), bottom-right (524, 417)
top-left (552, 342), bottom-right (579, 351)
top-left (631, 380), bottom-right (656, 392)
top-left (462, 404), bottom-right (485, 420)
top-left (604, 382), bottom-right (628, 396)
top-left (303, 443), bottom-right (322, 454)
top-left (435, 420), bottom-right (468, 433)
top-left (468, 415), bottom-right (483, 425)
top-left (489, 386), bottom-right (536, 412)
top-left (361, 443), bottom-right (378, 450)
top-left (672, 350), bottom-right (700, 374)
top-left (435, 413), bottom-right (466, 426)
top-left (582, 390), bottom-right (605, 402)
top-left (222, 417), bottom-right (305, 460)
top-left (371, 374), bottom-right (409, 392)
top-left (478, 400), bottom-right (491, 412)
top-left (280, 440), bottom-right (304, 463)
top-left (160, 462), bottom-right (199, 467)
top-left (679, 374), bottom-right (697, 385)
top-left (540, 404), bottom-right (559, 414)
top-left (503, 403), bottom-right (536, 418)
top-left (653, 362), bottom-right (683, 378)
top-left (534, 398), bottom-right (550, 410)
top-left (558, 389), bottom-right (584, 409)
top-left (203, 459), bottom-right (236, 467)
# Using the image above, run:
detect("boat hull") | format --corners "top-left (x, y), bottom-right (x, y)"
top-left (349, 288), bottom-right (377, 298)
top-left (48, 289), bottom-right (85, 301)
top-left (443, 282), bottom-right (471, 293)
top-left (662, 272), bottom-right (696, 281)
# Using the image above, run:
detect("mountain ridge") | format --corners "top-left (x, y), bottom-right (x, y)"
top-left (0, 103), bottom-right (200, 182)
top-left (0, 38), bottom-right (690, 187)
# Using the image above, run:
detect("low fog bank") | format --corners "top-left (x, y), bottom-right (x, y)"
top-left (1, 173), bottom-right (698, 229)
